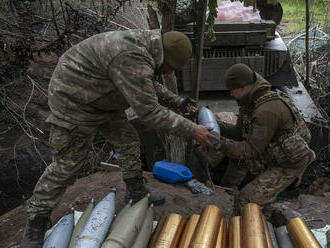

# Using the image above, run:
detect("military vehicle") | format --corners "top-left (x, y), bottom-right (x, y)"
top-left (174, 0), bottom-right (329, 149)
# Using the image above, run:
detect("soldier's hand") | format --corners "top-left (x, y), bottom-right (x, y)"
top-left (180, 97), bottom-right (197, 115)
top-left (194, 125), bottom-right (220, 147)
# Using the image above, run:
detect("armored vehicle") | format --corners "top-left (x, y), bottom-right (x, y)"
top-left (175, 0), bottom-right (294, 91)
top-left (174, 0), bottom-right (329, 149)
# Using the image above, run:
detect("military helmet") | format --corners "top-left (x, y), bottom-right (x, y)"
top-left (162, 31), bottom-right (192, 70)
top-left (225, 63), bottom-right (256, 90)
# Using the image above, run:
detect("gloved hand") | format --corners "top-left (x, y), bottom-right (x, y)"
top-left (179, 97), bottom-right (197, 115)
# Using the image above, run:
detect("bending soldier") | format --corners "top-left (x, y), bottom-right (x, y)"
top-left (201, 63), bottom-right (315, 216)
top-left (20, 30), bottom-right (218, 248)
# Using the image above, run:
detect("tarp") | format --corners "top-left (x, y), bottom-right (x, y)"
top-left (311, 225), bottom-right (330, 248)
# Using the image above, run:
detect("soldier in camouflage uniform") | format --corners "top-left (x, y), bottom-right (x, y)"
top-left (202, 63), bottom-right (315, 216)
top-left (21, 30), bottom-right (219, 248)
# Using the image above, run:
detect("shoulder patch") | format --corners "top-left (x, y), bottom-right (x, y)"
top-left (251, 125), bottom-right (267, 140)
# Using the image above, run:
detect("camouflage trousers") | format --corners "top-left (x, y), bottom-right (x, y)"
top-left (221, 151), bottom-right (315, 216)
top-left (27, 113), bottom-right (142, 219)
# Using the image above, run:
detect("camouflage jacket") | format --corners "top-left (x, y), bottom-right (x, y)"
top-left (218, 74), bottom-right (313, 167)
top-left (47, 29), bottom-right (197, 137)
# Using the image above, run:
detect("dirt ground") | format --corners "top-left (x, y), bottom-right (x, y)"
top-left (272, 192), bottom-right (330, 229)
top-left (0, 171), bottom-right (234, 248)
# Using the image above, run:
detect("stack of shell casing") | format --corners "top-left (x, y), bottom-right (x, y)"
top-left (148, 205), bottom-right (227, 248)
top-left (241, 203), bottom-right (268, 248)
top-left (226, 203), bottom-right (321, 248)
top-left (43, 189), bottom-right (117, 248)
top-left (228, 203), bottom-right (278, 248)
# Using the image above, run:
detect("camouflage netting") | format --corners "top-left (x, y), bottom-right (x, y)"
top-left (281, 27), bottom-right (330, 193)
top-left (283, 27), bottom-right (330, 120)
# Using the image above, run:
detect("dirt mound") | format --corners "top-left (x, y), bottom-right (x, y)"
top-left (0, 171), bottom-right (234, 248)
top-left (0, 52), bottom-right (57, 215)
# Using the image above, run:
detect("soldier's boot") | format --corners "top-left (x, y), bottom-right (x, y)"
top-left (20, 215), bottom-right (51, 248)
top-left (125, 177), bottom-right (165, 206)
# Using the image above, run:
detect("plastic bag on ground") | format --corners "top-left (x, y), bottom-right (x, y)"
top-left (215, 0), bottom-right (261, 22)
top-left (184, 179), bottom-right (214, 196)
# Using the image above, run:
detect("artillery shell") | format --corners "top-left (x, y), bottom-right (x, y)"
top-left (262, 216), bottom-right (274, 248)
top-left (102, 194), bottom-right (149, 248)
top-left (215, 218), bottom-right (227, 248)
top-left (287, 217), bottom-right (321, 248)
top-left (148, 216), bottom-right (167, 248)
top-left (241, 203), bottom-right (267, 248)
top-left (265, 220), bottom-right (279, 248)
top-left (229, 216), bottom-right (241, 248)
top-left (131, 204), bottom-right (154, 248)
top-left (109, 199), bottom-right (132, 233)
top-left (43, 213), bottom-right (74, 248)
top-left (274, 226), bottom-right (294, 248)
top-left (69, 199), bottom-right (94, 248)
top-left (178, 214), bottom-right (200, 248)
top-left (190, 205), bottom-right (222, 248)
top-left (151, 213), bottom-right (185, 248)
top-left (74, 190), bottom-right (116, 248)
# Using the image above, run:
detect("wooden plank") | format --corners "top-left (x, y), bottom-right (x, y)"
top-left (190, 0), bottom-right (208, 101)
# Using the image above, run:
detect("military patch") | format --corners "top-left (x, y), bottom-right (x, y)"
top-left (251, 125), bottom-right (267, 140)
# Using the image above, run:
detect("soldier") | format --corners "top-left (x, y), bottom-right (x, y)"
top-left (20, 29), bottom-right (218, 248)
top-left (201, 63), bottom-right (316, 216)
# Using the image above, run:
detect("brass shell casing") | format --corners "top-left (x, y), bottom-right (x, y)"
top-left (189, 205), bottom-right (223, 248)
top-left (262, 216), bottom-right (274, 248)
top-left (152, 213), bottom-right (185, 248)
top-left (229, 216), bottom-right (241, 248)
top-left (215, 218), bottom-right (227, 248)
top-left (241, 203), bottom-right (267, 248)
top-left (148, 216), bottom-right (167, 248)
top-left (287, 218), bottom-right (322, 248)
top-left (178, 214), bottom-right (200, 248)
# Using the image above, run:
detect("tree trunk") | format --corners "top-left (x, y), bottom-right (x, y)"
top-left (158, 0), bottom-right (177, 33)
top-left (305, 0), bottom-right (310, 90)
